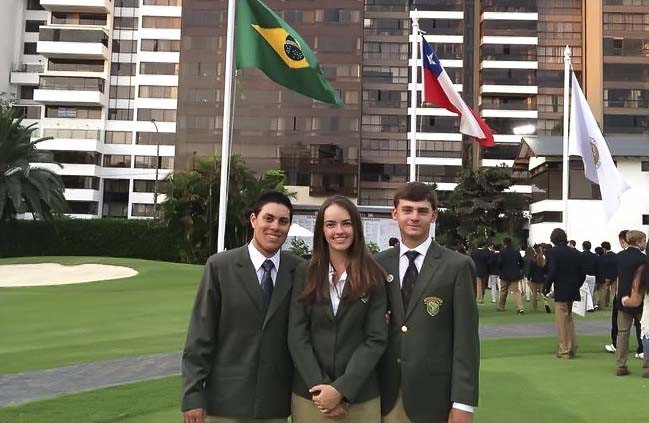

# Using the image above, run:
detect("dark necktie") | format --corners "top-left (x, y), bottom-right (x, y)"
top-left (260, 259), bottom-right (274, 308)
top-left (402, 250), bottom-right (420, 308)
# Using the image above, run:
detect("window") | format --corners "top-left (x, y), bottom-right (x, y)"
top-left (51, 151), bottom-right (101, 165)
top-left (105, 131), bottom-right (133, 144)
top-left (112, 40), bottom-right (137, 53)
top-left (139, 85), bottom-right (177, 98)
top-left (642, 161), bottom-right (649, 171)
top-left (137, 109), bottom-right (176, 122)
top-left (141, 39), bottom-right (180, 52)
top-left (531, 211), bottom-right (563, 224)
top-left (134, 155), bottom-right (174, 169)
top-left (43, 128), bottom-right (101, 140)
top-left (51, 13), bottom-right (108, 26)
top-left (109, 85), bottom-right (135, 99)
top-left (39, 28), bottom-right (109, 46)
top-left (132, 203), bottom-right (156, 217)
top-left (23, 43), bottom-right (37, 54)
top-left (116, 0), bottom-right (140, 7)
top-left (68, 201), bottom-right (99, 215)
top-left (140, 62), bottom-right (179, 75)
top-left (25, 20), bottom-right (45, 32)
top-left (133, 180), bottom-right (156, 193)
top-left (111, 62), bottom-right (136, 76)
top-left (27, 0), bottom-right (45, 10)
top-left (142, 16), bottom-right (181, 29)
top-left (45, 106), bottom-right (102, 119)
top-left (143, 0), bottom-right (182, 5)
top-left (62, 176), bottom-right (100, 190)
top-left (643, 215), bottom-right (649, 225)
top-left (49, 59), bottom-right (104, 72)
top-left (113, 17), bottom-right (139, 29)
top-left (103, 155), bottom-right (132, 168)
top-left (136, 132), bottom-right (175, 145)
top-left (108, 108), bottom-right (134, 120)
top-left (20, 86), bottom-right (34, 100)
top-left (40, 77), bottom-right (105, 92)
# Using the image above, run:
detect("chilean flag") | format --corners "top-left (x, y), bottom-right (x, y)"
top-left (421, 37), bottom-right (494, 148)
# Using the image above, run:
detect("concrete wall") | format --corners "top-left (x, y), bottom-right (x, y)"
top-left (529, 158), bottom-right (649, 251)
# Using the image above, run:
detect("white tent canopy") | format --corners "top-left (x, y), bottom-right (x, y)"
top-left (288, 223), bottom-right (313, 237)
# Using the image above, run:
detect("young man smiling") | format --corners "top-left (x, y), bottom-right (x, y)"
top-left (376, 182), bottom-right (480, 423)
top-left (181, 191), bottom-right (303, 423)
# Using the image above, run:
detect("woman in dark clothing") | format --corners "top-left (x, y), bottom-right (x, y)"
top-left (528, 245), bottom-right (547, 312)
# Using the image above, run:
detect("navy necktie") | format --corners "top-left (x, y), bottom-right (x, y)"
top-left (260, 259), bottom-right (274, 308)
top-left (402, 250), bottom-right (420, 308)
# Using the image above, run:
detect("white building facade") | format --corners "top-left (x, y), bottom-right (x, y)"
top-left (7, 0), bottom-right (180, 219)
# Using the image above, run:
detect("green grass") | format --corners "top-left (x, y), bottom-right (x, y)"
top-left (477, 295), bottom-right (611, 325)
top-left (0, 256), bottom-right (202, 374)
top-left (1, 335), bottom-right (646, 423)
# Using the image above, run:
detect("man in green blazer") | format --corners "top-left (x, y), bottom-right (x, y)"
top-left (181, 192), bottom-right (304, 423)
top-left (376, 182), bottom-right (479, 423)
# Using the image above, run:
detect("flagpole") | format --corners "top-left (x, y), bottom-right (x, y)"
top-left (217, 0), bottom-right (237, 253)
top-left (562, 46), bottom-right (571, 233)
top-left (409, 13), bottom-right (420, 182)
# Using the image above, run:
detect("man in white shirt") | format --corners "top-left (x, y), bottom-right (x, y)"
top-left (376, 182), bottom-right (479, 423)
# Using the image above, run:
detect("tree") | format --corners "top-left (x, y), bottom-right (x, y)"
top-left (158, 155), bottom-right (292, 263)
top-left (438, 166), bottom-right (528, 248)
top-left (0, 101), bottom-right (67, 221)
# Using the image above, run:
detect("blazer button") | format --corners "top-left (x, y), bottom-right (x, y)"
top-left (396, 358), bottom-right (401, 364)
top-left (401, 325), bottom-right (408, 333)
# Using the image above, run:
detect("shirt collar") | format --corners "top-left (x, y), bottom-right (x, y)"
top-left (248, 242), bottom-right (281, 272)
top-left (328, 263), bottom-right (348, 282)
top-left (399, 237), bottom-right (432, 259)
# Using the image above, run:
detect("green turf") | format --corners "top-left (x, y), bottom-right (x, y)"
top-left (0, 256), bottom-right (202, 374)
top-left (1, 335), bottom-right (646, 423)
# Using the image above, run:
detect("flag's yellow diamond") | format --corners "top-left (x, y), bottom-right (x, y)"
top-left (251, 24), bottom-right (309, 69)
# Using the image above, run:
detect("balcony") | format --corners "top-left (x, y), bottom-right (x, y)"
top-left (34, 76), bottom-right (106, 106)
top-left (37, 27), bottom-right (109, 59)
top-left (10, 64), bottom-right (44, 86)
top-left (40, 0), bottom-right (112, 13)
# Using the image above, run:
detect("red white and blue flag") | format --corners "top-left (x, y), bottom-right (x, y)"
top-left (421, 37), bottom-right (494, 148)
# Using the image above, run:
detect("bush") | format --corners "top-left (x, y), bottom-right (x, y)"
top-left (0, 219), bottom-right (182, 262)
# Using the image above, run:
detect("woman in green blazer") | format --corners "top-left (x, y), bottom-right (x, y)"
top-left (288, 195), bottom-right (388, 423)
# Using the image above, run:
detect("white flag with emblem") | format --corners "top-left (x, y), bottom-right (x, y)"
top-left (568, 71), bottom-right (629, 220)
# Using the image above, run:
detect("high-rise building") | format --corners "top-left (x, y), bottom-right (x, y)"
top-left (8, 0), bottom-right (181, 218)
top-left (6, 1), bottom-right (647, 218)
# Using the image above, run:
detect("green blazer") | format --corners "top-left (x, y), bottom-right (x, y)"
top-left (181, 245), bottom-right (303, 418)
top-left (376, 241), bottom-right (479, 423)
top-left (288, 262), bottom-right (388, 403)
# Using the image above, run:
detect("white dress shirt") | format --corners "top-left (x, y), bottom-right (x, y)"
top-left (328, 264), bottom-right (347, 315)
top-left (398, 237), bottom-right (474, 414)
top-left (248, 242), bottom-right (280, 286)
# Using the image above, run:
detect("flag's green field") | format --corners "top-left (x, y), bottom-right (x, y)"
top-left (0, 256), bottom-right (611, 375)
top-left (1, 335), bottom-right (647, 423)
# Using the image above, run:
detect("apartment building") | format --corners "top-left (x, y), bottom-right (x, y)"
top-left (8, 0), bottom-right (180, 218)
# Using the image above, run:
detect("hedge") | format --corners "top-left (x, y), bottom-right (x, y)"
top-left (0, 219), bottom-right (182, 262)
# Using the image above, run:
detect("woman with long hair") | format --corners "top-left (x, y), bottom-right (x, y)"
top-left (621, 255), bottom-right (649, 377)
top-left (528, 244), bottom-right (547, 312)
top-left (288, 196), bottom-right (387, 422)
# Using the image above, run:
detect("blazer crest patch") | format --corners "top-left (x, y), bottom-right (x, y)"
top-left (423, 296), bottom-right (443, 317)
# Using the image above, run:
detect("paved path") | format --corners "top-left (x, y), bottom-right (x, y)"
top-left (0, 320), bottom-right (610, 407)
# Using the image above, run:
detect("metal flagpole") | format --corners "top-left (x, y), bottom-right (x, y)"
top-left (217, 0), bottom-right (237, 252)
top-left (562, 46), bottom-right (571, 233)
top-left (409, 13), bottom-right (420, 182)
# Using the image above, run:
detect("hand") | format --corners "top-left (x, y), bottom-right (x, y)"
top-left (324, 401), bottom-right (349, 419)
top-left (309, 384), bottom-right (343, 411)
top-left (448, 408), bottom-right (473, 423)
top-left (183, 408), bottom-right (206, 423)
top-left (621, 296), bottom-right (630, 307)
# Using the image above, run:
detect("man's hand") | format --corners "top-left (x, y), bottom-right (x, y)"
top-left (309, 384), bottom-right (343, 411)
top-left (183, 408), bottom-right (206, 423)
top-left (448, 408), bottom-right (473, 423)
top-left (324, 401), bottom-right (349, 419)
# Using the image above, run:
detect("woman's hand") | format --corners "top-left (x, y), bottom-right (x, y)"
top-left (309, 384), bottom-right (343, 411)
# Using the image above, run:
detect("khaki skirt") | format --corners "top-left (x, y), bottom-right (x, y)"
top-left (291, 393), bottom-right (381, 423)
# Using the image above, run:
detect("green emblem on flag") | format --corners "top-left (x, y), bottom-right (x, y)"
top-left (236, 0), bottom-right (343, 106)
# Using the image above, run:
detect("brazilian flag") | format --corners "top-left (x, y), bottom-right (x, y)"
top-left (236, 0), bottom-right (343, 106)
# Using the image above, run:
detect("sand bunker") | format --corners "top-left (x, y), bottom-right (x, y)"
top-left (0, 263), bottom-right (138, 287)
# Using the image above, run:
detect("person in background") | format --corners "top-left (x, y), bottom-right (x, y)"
top-left (581, 241), bottom-right (598, 312)
top-left (527, 245), bottom-right (546, 312)
top-left (594, 246), bottom-right (607, 310)
top-left (569, 240), bottom-right (577, 249)
top-left (487, 243), bottom-right (500, 304)
top-left (600, 241), bottom-right (617, 309)
top-left (621, 254), bottom-right (649, 378)
top-left (614, 230), bottom-right (646, 376)
top-left (388, 237), bottom-right (400, 248)
top-left (470, 241), bottom-right (492, 304)
top-left (497, 237), bottom-right (525, 315)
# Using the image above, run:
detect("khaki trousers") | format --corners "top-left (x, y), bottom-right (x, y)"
top-left (605, 278), bottom-right (617, 307)
top-left (206, 417), bottom-right (286, 423)
top-left (529, 282), bottom-right (544, 311)
top-left (596, 282), bottom-right (608, 308)
top-left (615, 310), bottom-right (643, 369)
top-left (291, 393), bottom-right (380, 423)
top-left (476, 277), bottom-right (485, 303)
top-left (498, 279), bottom-right (524, 312)
top-left (382, 390), bottom-right (446, 423)
top-left (554, 301), bottom-right (576, 357)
